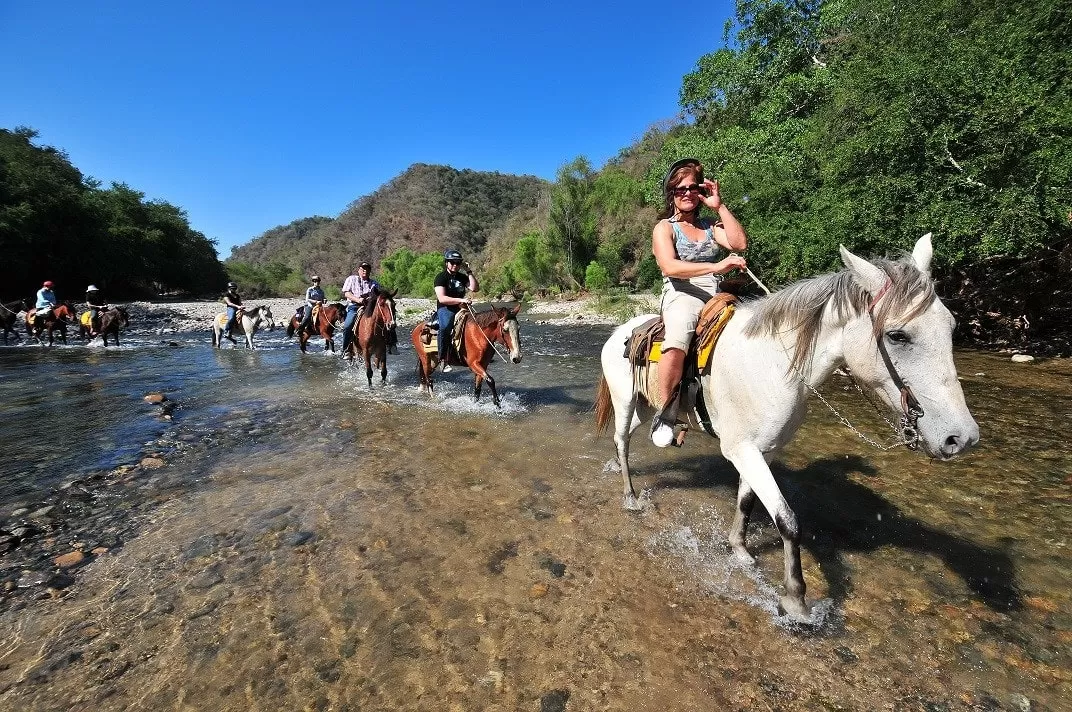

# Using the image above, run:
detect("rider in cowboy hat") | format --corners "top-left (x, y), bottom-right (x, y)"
top-left (299, 275), bottom-right (325, 335)
top-left (85, 284), bottom-right (107, 336)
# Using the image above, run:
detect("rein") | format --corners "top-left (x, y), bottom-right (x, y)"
top-left (463, 304), bottom-right (513, 364)
top-left (0, 302), bottom-right (22, 317)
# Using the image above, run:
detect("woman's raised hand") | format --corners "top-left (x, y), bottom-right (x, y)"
top-left (700, 179), bottom-right (722, 210)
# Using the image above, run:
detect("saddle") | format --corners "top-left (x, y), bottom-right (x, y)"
top-left (625, 293), bottom-right (737, 436)
top-left (416, 310), bottom-right (469, 359)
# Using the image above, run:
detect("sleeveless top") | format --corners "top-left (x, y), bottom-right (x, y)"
top-left (663, 218), bottom-right (724, 298)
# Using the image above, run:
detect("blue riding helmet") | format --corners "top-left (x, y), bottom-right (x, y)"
top-left (443, 249), bottom-right (463, 262)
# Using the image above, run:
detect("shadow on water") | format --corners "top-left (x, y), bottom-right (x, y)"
top-left (650, 451), bottom-right (1021, 613)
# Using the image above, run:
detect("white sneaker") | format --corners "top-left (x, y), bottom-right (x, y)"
top-left (442, 365), bottom-right (453, 373)
top-left (650, 420), bottom-right (674, 448)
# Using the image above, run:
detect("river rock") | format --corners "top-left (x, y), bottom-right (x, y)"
top-left (144, 393), bottom-right (167, 404)
top-left (54, 551), bottom-right (86, 568)
top-left (140, 457), bottom-right (165, 469)
top-left (1010, 354), bottom-right (1035, 363)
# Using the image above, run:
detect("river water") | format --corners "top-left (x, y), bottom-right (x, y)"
top-left (0, 313), bottom-right (1069, 711)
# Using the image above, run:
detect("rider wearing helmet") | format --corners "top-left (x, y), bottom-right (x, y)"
top-left (222, 281), bottom-right (243, 336)
top-left (649, 157), bottom-right (748, 447)
top-left (433, 249), bottom-right (479, 371)
top-left (34, 280), bottom-right (58, 327)
top-left (86, 284), bottom-right (107, 335)
top-left (299, 276), bottom-right (325, 334)
top-left (341, 261), bottom-right (379, 352)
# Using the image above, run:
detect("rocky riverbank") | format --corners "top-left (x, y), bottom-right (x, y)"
top-left (118, 293), bottom-right (662, 334)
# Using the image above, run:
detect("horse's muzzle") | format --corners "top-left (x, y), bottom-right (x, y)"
top-left (511, 355), bottom-right (522, 364)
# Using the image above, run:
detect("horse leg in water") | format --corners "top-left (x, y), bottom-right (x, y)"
top-left (721, 441), bottom-right (808, 617)
top-left (376, 351), bottom-right (387, 385)
top-left (363, 349), bottom-right (374, 389)
top-left (471, 362), bottom-right (500, 408)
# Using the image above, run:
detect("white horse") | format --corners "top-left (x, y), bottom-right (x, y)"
top-left (212, 304), bottom-right (275, 349)
top-left (594, 234), bottom-right (978, 619)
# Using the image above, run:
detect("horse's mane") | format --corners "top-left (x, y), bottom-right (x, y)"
top-left (471, 306), bottom-right (515, 328)
top-left (742, 256), bottom-right (936, 372)
top-left (362, 288), bottom-right (393, 318)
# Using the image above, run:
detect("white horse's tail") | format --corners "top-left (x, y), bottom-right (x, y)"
top-left (594, 375), bottom-right (613, 434)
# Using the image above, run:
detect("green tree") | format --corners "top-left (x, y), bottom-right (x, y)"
top-left (547, 157), bottom-right (599, 286)
top-left (584, 261), bottom-right (611, 291)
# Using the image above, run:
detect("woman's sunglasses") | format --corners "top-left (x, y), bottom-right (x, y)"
top-left (672, 184), bottom-right (704, 197)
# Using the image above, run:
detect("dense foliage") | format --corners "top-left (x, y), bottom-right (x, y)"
top-left (0, 128), bottom-right (227, 301)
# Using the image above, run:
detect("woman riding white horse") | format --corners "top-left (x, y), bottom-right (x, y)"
top-left (212, 304), bottom-right (275, 349)
top-left (595, 234), bottom-right (979, 620)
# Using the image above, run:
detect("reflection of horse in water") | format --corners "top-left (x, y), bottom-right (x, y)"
top-left (212, 305), bottom-right (275, 349)
top-left (286, 303), bottom-right (343, 353)
top-left (80, 307), bottom-right (130, 346)
top-left (1, 299), bottom-right (27, 343)
top-left (25, 303), bottom-right (77, 346)
top-left (595, 235), bottom-right (979, 620)
top-left (411, 303), bottom-right (522, 407)
top-left (346, 287), bottom-right (398, 387)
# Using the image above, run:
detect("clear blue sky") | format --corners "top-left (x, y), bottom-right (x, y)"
top-left (1, 1), bottom-right (733, 256)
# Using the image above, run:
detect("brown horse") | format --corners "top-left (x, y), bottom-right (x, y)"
top-left (411, 303), bottom-right (522, 407)
top-left (25, 303), bottom-right (76, 346)
top-left (347, 287), bottom-right (398, 387)
top-left (1, 299), bottom-right (27, 343)
top-left (287, 302), bottom-right (343, 353)
top-left (82, 306), bottom-right (130, 346)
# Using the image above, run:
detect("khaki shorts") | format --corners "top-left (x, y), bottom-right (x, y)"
top-left (660, 288), bottom-right (709, 352)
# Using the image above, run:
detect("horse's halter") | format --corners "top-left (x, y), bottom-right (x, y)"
top-left (868, 280), bottom-right (925, 450)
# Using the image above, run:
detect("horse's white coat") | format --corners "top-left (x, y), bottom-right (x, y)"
top-left (599, 235), bottom-right (978, 619)
top-left (212, 305), bottom-right (275, 349)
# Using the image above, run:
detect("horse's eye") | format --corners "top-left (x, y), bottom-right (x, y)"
top-left (886, 330), bottom-right (911, 344)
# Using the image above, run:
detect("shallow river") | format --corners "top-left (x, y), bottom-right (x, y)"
top-left (0, 314), bottom-right (1069, 711)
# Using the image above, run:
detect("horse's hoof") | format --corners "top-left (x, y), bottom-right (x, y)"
top-left (731, 545), bottom-right (756, 566)
top-left (779, 595), bottom-right (812, 622)
top-left (622, 493), bottom-right (643, 512)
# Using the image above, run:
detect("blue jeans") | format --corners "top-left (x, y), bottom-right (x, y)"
top-left (224, 306), bottom-right (238, 334)
top-left (437, 306), bottom-right (458, 359)
top-left (342, 304), bottom-right (360, 349)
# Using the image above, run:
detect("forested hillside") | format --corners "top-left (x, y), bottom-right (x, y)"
top-left (224, 164), bottom-right (547, 295)
top-left (0, 128), bottom-right (227, 301)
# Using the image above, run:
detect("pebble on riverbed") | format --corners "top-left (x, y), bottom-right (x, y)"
top-left (1010, 354), bottom-right (1035, 363)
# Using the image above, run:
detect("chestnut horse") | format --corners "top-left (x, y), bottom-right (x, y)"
top-left (80, 306), bottom-right (130, 346)
top-left (287, 302), bottom-right (344, 353)
top-left (411, 303), bottom-right (522, 407)
top-left (1, 299), bottom-right (27, 343)
top-left (347, 287), bottom-right (398, 387)
top-left (25, 303), bottom-right (76, 346)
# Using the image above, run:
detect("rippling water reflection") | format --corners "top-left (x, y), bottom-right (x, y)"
top-left (0, 316), bottom-right (1069, 710)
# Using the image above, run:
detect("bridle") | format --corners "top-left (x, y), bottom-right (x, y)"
top-left (464, 304), bottom-right (516, 363)
top-left (867, 280), bottom-right (925, 450)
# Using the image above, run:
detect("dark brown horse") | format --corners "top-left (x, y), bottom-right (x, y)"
top-left (411, 303), bottom-right (522, 407)
top-left (82, 306), bottom-right (130, 346)
top-left (347, 287), bottom-right (398, 387)
top-left (25, 303), bottom-right (76, 346)
top-left (1, 299), bottom-right (27, 343)
top-left (287, 302), bottom-right (344, 353)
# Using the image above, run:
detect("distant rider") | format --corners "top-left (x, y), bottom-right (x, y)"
top-left (433, 250), bottom-right (478, 372)
top-left (341, 261), bottom-right (379, 352)
top-left (299, 276), bottom-right (325, 334)
top-left (86, 284), bottom-right (107, 335)
top-left (222, 281), bottom-right (243, 336)
top-left (34, 280), bottom-right (58, 329)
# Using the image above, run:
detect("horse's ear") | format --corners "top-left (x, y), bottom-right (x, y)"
top-left (912, 233), bottom-right (933, 276)
top-left (839, 244), bottom-right (887, 295)
top-left (508, 302), bottom-right (521, 316)
top-left (389, 288), bottom-right (398, 298)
